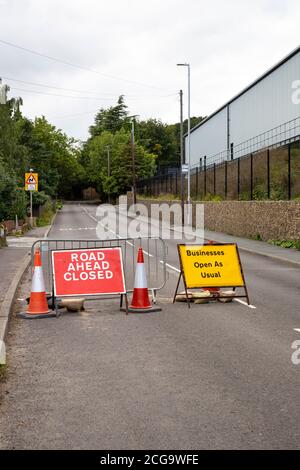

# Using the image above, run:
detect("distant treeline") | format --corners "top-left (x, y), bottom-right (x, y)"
top-left (0, 94), bottom-right (204, 219)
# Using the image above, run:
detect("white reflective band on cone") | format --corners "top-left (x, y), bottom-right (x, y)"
top-left (31, 266), bottom-right (46, 293)
top-left (134, 263), bottom-right (148, 289)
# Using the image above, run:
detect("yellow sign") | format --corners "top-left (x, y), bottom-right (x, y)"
top-left (178, 244), bottom-right (245, 288)
top-left (25, 173), bottom-right (38, 191)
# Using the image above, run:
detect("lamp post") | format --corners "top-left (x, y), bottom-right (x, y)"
top-left (177, 63), bottom-right (191, 225)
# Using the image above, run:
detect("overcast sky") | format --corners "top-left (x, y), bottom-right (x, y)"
top-left (0, 0), bottom-right (299, 141)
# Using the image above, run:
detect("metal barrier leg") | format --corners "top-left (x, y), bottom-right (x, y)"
top-left (151, 289), bottom-right (157, 304)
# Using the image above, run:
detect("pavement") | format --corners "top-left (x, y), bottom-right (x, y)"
top-left (204, 230), bottom-right (300, 266)
top-left (0, 225), bottom-right (53, 364)
top-left (0, 203), bottom-right (300, 449)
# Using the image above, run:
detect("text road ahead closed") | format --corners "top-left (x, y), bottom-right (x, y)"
top-left (52, 248), bottom-right (126, 296)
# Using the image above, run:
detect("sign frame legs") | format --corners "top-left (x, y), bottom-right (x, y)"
top-left (172, 271), bottom-right (191, 308)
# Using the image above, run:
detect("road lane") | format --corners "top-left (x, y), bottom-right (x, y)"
top-left (1, 202), bottom-right (300, 450)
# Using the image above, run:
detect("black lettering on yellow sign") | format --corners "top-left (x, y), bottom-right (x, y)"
top-left (173, 243), bottom-right (250, 307)
top-left (180, 244), bottom-right (244, 288)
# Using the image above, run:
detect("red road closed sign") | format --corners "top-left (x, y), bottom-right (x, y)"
top-left (52, 248), bottom-right (126, 297)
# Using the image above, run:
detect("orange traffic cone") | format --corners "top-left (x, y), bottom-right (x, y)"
top-left (127, 248), bottom-right (161, 313)
top-left (18, 248), bottom-right (56, 319)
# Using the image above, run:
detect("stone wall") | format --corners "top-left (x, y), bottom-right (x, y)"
top-left (199, 200), bottom-right (300, 241)
top-left (124, 194), bottom-right (300, 241)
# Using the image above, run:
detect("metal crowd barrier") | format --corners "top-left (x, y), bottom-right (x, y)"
top-left (31, 237), bottom-right (167, 303)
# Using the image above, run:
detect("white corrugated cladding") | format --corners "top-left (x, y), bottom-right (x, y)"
top-left (187, 47), bottom-right (300, 167)
top-left (230, 51), bottom-right (300, 146)
top-left (189, 107), bottom-right (227, 166)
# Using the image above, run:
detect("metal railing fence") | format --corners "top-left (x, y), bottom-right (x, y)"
top-left (31, 237), bottom-right (167, 303)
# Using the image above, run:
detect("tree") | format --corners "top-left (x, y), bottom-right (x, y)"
top-left (89, 95), bottom-right (129, 138)
top-left (135, 118), bottom-right (178, 169)
top-left (166, 116), bottom-right (206, 166)
top-left (27, 117), bottom-right (85, 199)
top-left (0, 157), bottom-right (27, 220)
top-left (87, 129), bottom-right (156, 200)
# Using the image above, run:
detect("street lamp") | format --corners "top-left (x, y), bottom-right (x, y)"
top-left (177, 63), bottom-right (191, 225)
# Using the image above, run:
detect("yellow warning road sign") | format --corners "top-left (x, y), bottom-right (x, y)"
top-left (25, 173), bottom-right (38, 191)
top-left (178, 244), bottom-right (244, 288)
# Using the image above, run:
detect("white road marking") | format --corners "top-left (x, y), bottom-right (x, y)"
top-left (293, 328), bottom-right (300, 333)
top-left (234, 298), bottom-right (256, 309)
top-left (84, 208), bottom-right (152, 255)
top-left (160, 260), bottom-right (180, 273)
top-left (83, 207), bottom-right (258, 310)
top-left (7, 237), bottom-right (39, 248)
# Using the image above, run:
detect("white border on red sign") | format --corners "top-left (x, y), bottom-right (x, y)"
top-left (51, 247), bottom-right (127, 297)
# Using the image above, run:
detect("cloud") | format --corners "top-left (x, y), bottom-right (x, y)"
top-left (0, 0), bottom-right (299, 140)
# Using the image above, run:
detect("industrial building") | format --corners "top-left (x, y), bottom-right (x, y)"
top-left (186, 46), bottom-right (300, 168)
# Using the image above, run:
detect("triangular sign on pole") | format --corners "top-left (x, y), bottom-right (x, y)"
top-left (26, 174), bottom-right (37, 184)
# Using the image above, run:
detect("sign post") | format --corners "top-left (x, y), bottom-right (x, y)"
top-left (25, 171), bottom-right (38, 227)
top-left (173, 243), bottom-right (250, 307)
top-left (51, 247), bottom-right (128, 313)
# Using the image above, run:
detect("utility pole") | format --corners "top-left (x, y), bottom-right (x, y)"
top-left (180, 89), bottom-right (184, 226)
top-left (131, 119), bottom-right (137, 205)
top-left (105, 146), bottom-right (111, 204)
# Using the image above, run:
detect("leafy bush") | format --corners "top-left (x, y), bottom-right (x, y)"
top-left (268, 239), bottom-right (300, 250)
top-left (202, 193), bottom-right (223, 202)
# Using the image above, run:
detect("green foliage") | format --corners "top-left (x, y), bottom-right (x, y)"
top-left (0, 363), bottom-right (7, 380)
top-left (136, 118), bottom-right (178, 168)
top-left (89, 95), bottom-right (129, 138)
top-left (87, 129), bottom-right (156, 199)
top-left (0, 98), bottom-right (86, 219)
top-left (201, 193), bottom-right (223, 202)
top-left (29, 117), bottom-right (85, 199)
top-left (269, 182), bottom-right (286, 201)
top-left (138, 193), bottom-right (179, 201)
top-left (252, 184), bottom-right (267, 200)
top-left (268, 239), bottom-right (300, 250)
top-left (36, 201), bottom-right (55, 227)
top-left (0, 158), bottom-right (27, 220)
top-left (167, 116), bottom-right (205, 166)
top-left (32, 190), bottom-right (51, 207)
top-left (85, 98), bottom-right (205, 200)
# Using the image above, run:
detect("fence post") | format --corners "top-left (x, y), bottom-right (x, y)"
top-left (213, 163), bottom-right (216, 196)
top-left (267, 149), bottom-right (270, 199)
top-left (250, 153), bottom-right (253, 200)
top-left (204, 157), bottom-right (207, 197)
top-left (225, 160), bottom-right (228, 199)
top-left (288, 144), bottom-right (291, 200)
top-left (237, 157), bottom-right (240, 200)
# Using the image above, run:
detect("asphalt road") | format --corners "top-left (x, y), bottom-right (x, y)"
top-left (0, 202), bottom-right (300, 450)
